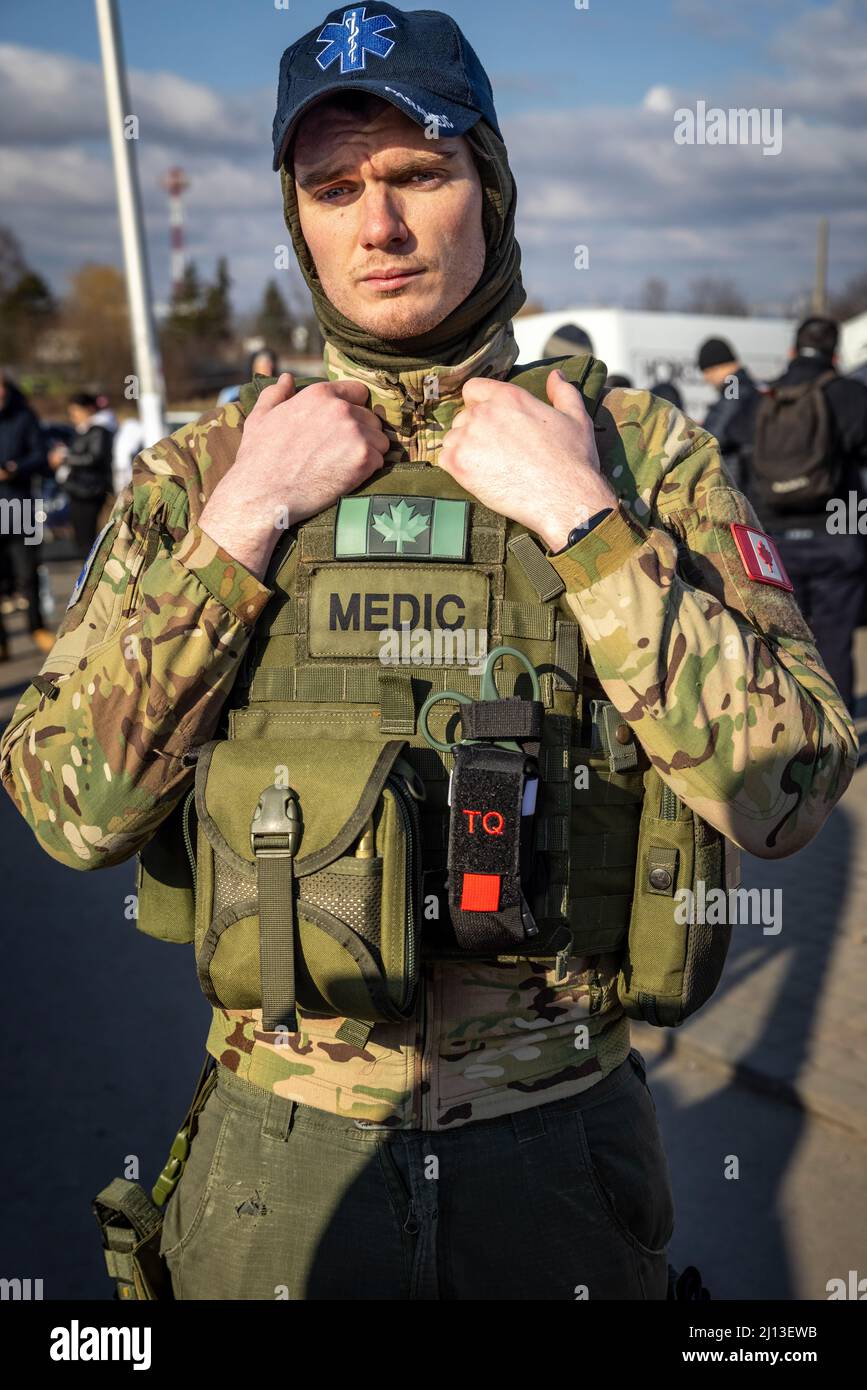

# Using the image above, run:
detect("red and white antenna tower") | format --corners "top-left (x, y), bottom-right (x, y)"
top-left (160, 166), bottom-right (190, 296)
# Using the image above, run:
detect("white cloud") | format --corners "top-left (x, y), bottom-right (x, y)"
top-left (643, 86), bottom-right (675, 114)
top-left (0, 43), bottom-right (267, 153)
top-left (1, 4), bottom-right (865, 316)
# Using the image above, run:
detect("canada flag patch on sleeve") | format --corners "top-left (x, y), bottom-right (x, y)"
top-left (729, 523), bottom-right (793, 591)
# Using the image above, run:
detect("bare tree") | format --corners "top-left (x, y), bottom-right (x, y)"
top-left (0, 225), bottom-right (28, 298)
top-left (62, 264), bottom-right (134, 391)
top-left (639, 277), bottom-right (668, 312)
top-left (830, 271), bottom-right (867, 322)
top-left (685, 277), bottom-right (750, 317)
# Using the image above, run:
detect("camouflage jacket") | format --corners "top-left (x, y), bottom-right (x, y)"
top-left (0, 326), bottom-right (857, 1130)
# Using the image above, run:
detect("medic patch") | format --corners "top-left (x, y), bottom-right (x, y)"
top-left (729, 524), bottom-right (793, 592)
top-left (307, 563), bottom-right (489, 659)
top-left (65, 520), bottom-right (114, 610)
top-left (335, 495), bottom-right (468, 560)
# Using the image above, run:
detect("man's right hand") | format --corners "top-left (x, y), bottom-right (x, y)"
top-left (198, 372), bottom-right (389, 579)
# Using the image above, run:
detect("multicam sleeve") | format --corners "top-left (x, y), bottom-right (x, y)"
top-left (0, 457), bottom-right (273, 871)
top-left (546, 424), bottom-right (859, 859)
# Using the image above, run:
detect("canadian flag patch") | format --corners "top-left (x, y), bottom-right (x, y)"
top-left (729, 524), bottom-right (793, 591)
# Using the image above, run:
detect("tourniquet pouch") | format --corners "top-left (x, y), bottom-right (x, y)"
top-left (617, 767), bottom-right (733, 1026)
top-left (445, 705), bottom-right (543, 953)
top-left (134, 793), bottom-right (197, 944)
top-left (192, 731), bottom-right (423, 1030)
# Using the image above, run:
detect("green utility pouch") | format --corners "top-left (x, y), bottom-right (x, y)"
top-left (617, 768), bottom-right (732, 1026)
top-left (92, 1056), bottom-right (217, 1300)
top-left (134, 792), bottom-right (197, 945)
top-left (192, 735), bottom-right (424, 1031)
top-left (91, 1178), bottom-right (170, 1301)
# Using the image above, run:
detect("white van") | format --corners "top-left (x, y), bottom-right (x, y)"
top-left (512, 308), bottom-right (795, 423)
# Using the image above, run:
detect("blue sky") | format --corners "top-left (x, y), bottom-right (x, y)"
top-left (1, 0), bottom-right (864, 318)
top-left (2, 0), bottom-right (799, 105)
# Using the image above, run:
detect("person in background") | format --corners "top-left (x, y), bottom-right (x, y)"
top-left (93, 393), bottom-right (118, 435)
top-left (745, 316), bottom-right (867, 713)
top-left (111, 416), bottom-right (145, 498)
top-left (48, 393), bottom-right (115, 557)
top-left (542, 323), bottom-right (594, 361)
top-left (650, 380), bottom-right (684, 409)
top-left (216, 348), bottom-right (281, 407)
top-left (850, 357), bottom-right (867, 390)
top-left (605, 372), bottom-right (633, 389)
top-left (697, 337), bottom-right (759, 491)
top-left (0, 369), bottom-right (53, 659)
top-left (248, 347), bottom-right (279, 380)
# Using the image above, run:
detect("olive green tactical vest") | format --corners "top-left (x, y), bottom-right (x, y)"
top-left (136, 353), bottom-right (733, 1029)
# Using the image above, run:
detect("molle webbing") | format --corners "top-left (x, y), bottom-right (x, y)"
top-left (245, 663), bottom-right (558, 717)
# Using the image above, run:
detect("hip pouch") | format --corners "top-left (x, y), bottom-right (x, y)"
top-left (191, 734), bottom-right (424, 1033)
top-left (92, 1178), bottom-right (171, 1302)
top-left (617, 768), bottom-right (735, 1026)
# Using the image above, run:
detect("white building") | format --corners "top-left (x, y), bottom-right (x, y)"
top-left (512, 308), bottom-right (795, 421)
top-left (840, 311), bottom-right (867, 373)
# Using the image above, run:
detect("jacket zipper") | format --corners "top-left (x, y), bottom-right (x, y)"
top-left (125, 522), bottom-right (168, 617)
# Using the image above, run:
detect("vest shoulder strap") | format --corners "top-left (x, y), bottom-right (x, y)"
top-left (238, 355), bottom-right (608, 419)
top-left (508, 352), bottom-right (608, 419)
top-left (237, 372), bottom-right (326, 417)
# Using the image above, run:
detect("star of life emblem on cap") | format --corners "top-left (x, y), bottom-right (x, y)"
top-left (316, 6), bottom-right (397, 74)
top-left (729, 523), bottom-right (793, 591)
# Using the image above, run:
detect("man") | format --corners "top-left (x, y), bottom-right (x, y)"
top-left (48, 392), bottom-right (116, 557)
top-left (0, 4), bottom-right (857, 1301)
top-left (0, 369), bottom-right (53, 658)
top-left (697, 336), bottom-right (760, 492)
top-left (217, 347), bottom-right (281, 407)
top-left (743, 316), bottom-right (867, 714)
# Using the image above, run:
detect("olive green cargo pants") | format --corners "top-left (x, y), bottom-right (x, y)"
top-left (159, 1048), bottom-right (675, 1300)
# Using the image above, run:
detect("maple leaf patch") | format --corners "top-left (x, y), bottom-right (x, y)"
top-left (371, 499), bottom-right (430, 553)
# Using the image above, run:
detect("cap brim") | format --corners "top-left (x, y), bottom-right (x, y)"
top-left (272, 81), bottom-right (481, 171)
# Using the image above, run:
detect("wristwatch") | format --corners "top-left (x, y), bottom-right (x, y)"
top-left (548, 506), bottom-right (614, 556)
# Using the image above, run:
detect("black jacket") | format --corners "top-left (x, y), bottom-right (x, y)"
top-left (744, 355), bottom-right (867, 531)
top-left (62, 423), bottom-right (114, 502)
top-left (0, 384), bottom-right (47, 504)
top-left (702, 366), bottom-right (759, 491)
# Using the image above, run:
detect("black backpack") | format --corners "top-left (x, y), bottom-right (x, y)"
top-left (751, 370), bottom-right (839, 512)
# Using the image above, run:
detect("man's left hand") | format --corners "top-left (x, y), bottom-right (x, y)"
top-left (437, 368), bottom-right (617, 551)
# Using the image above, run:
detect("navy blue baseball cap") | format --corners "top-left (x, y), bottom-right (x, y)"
top-left (272, 3), bottom-right (502, 171)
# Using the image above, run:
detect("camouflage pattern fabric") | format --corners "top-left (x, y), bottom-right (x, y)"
top-left (0, 326), bottom-right (857, 1129)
